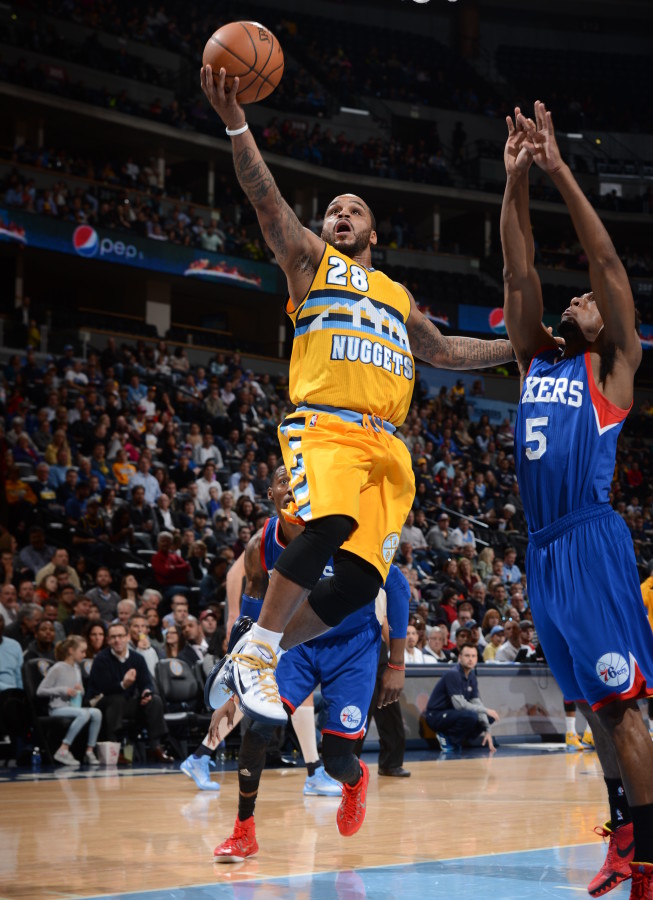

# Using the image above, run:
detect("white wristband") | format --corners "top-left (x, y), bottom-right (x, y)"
top-left (226, 122), bottom-right (249, 137)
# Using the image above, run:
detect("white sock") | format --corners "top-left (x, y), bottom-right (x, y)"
top-left (565, 716), bottom-right (576, 734)
top-left (292, 705), bottom-right (319, 766)
top-left (649, 719), bottom-right (653, 733)
top-left (249, 624), bottom-right (284, 655)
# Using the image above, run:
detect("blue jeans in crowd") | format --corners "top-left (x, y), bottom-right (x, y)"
top-left (51, 707), bottom-right (102, 747)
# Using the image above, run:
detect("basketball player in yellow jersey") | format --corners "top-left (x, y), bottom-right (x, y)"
top-left (200, 65), bottom-right (515, 736)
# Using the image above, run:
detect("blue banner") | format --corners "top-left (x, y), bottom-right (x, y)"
top-left (0, 208), bottom-right (280, 294)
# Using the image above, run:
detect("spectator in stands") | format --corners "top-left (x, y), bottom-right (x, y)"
top-left (128, 484), bottom-right (157, 548)
top-left (481, 608), bottom-right (502, 637)
top-left (112, 448), bottom-right (136, 486)
top-left (115, 598), bottom-right (137, 628)
top-left (400, 510), bottom-right (428, 553)
top-left (85, 622), bottom-right (172, 762)
top-left (127, 612), bottom-right (161, 678)
top-left (37, 634), bottom-right (101, 767)
top-left (18, 527), bottom-right (54, 575)
top-left (427, 513), bottom-right (460, 558)
top-left (488, 581), bottom-right (510, 618)
top-left (23, 618), bottom-right (57, 662)
top-left (404, 623), bottom-right (426, 665)
top-left (424, 644), bottom-right (499, 753)
top-left (36, 547), bottom-right (81, 590)
top-left (476, 547), bottom-right (494, 583)
top-left (128, 455), bottom-right (161, 505)
top-left (85, 567), bottom-right (120, 622)
top-left (84, 620), bottom-right (107, 659)
top-left (193, 431), bottom-right (223, 469)
top-left (483, 625), bottom-right (506, 662)
top-left (494, 619), bottom-right (529, 663)
top-left (195, 461), bottom-right (221, 507)
top-left (423, 626), bottom-right (454, 663)
top-left (154, 492), bottom-right (182, 534)
top-left (0, 615), bottom-right (31, 756)
top-left (502, 546), bottom-right (522, 584)
top-left (199, 555), bottom-right (228, 609)
top-left (170, 454), bottom-right (197, 496)
top-left (451, 599), bottom-right (479, 643)
top-left (63, 595), bottom-right (94, 636)
top-left (72, 498), bottom-right (110, 563)
top-left (162, 594), bottom-right (189, 631)
top-left (0, 584), bottom-right (19, 627)
top-left (164, 625), bottom-right (185, 659)
top-left (4, 603), bottom-right (43, 650)
top-left (179, 615), bottom-right (208, 667)
top-left (450, 517), bottom-right (476, 549)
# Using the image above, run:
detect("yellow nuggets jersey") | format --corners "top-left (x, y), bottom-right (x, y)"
top-left (286, 246), bottom-right (415, 428)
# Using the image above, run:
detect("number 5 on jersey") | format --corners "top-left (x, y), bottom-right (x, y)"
top-left (525, 417), bottom-right (548, 460)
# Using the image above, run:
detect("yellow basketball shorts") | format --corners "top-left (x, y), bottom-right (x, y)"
top-left (278, 408), bottom-right (415, 579)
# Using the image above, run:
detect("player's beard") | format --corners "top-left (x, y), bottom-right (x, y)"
top-left (325, 226), bottom-right (372, 257)
top-left (557, 317), bottom-right (582, 341)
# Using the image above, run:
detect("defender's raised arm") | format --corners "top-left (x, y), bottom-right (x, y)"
top-left (523, 101), bottom-right (640, 367)
top-left (500, 108), bottom-right (557, 370)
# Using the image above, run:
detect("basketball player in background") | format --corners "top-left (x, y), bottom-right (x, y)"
top-left (199, 65), bottom-right (514, 757)
top-left (501, 100), bottom-right (653, 899)
top-left (206, 465), bottom-right (410, 849)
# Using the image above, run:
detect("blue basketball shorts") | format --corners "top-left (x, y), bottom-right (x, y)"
top-left (526, 504), bottom-right (653, 710)
top-left (278, 622), bottom-right (381, 740)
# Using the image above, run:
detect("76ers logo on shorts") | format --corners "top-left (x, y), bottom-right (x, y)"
top-left (382, 533), bottom-right (399, 563)
top-left (596, 652), bottom-right (630, 687)
top-left (340, 706), bottom-right (362, 730)
top-left (73, 225), bottom-right (99, 257)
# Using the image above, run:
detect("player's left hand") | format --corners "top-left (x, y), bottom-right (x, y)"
top-left (482, 731), bottom-right (497, 753)
top-left (377, 666), bottom-right (404, 707)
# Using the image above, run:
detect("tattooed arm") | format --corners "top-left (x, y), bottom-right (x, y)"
top-left (200, 64), bottom-right (323, 303)
top-left (406, 291), bottom-right (514, 370)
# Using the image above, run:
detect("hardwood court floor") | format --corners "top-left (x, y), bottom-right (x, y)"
top-left (1, 750), bottom-right (609, 900)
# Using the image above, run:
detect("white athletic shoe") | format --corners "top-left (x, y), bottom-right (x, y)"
top-left (54, 747), bottom-right (80, 767)
top-left (226, 636), bottom-right (287, 726)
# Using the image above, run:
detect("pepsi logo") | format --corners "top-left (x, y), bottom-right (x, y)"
top-left (73, 225), bottom-right (99, 258)
top-left (489, 308), bottom-right (507, 335)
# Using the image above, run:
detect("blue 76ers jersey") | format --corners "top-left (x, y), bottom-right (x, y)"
top-left (514, 349), bottom-right (629, 532)
top-left (261, 516), bottom-right (377, 640)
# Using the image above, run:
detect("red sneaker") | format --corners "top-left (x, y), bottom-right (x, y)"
top-left (630, 862), bottom-right (653, 899)
top-left (588, 822), bottom-right (635, 896)
top-left (336, 760), bottom-right (369, 837)
top-left (213, 816), bottom-right (258, 863)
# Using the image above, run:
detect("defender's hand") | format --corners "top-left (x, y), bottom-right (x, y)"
top-left (518, 101), bottom-right (564, 176)
top-left (377, 665), bottom-right (404, 707)
top-left (504, 107), bottom-right (535, 176)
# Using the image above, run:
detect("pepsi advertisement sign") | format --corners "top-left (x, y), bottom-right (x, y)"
top-left (73, 225), bottom-right (143, 261)
top-left (1, 209), bottom-right (279, 294)
top-left (458, 304), bottom-right (559, 336)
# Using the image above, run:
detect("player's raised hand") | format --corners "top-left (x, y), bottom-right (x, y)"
top-left (504, 107), bottom-right (535, 176)
top-left (200, 65), bottom-right (246, 132)
top-left (517, 101), bottom-right (564, 176)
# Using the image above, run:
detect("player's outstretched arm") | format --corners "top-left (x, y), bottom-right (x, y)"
top-left (200, 65), bottom-right (323, 298)
top-left (406, 293), bottom-right (513, 370)
top-left (501, 108), bottom-right (556, 369)
top-left (243, 530), bottom-right (268, 599)
top-left (524, 101), bottom-right (640, 363)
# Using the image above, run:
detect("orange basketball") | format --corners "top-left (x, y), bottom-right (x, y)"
top-left (203, 21), bottom-right (284, 105)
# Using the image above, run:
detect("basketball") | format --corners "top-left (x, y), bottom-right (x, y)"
top-left (202, 21), bottom-right (284, 105)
